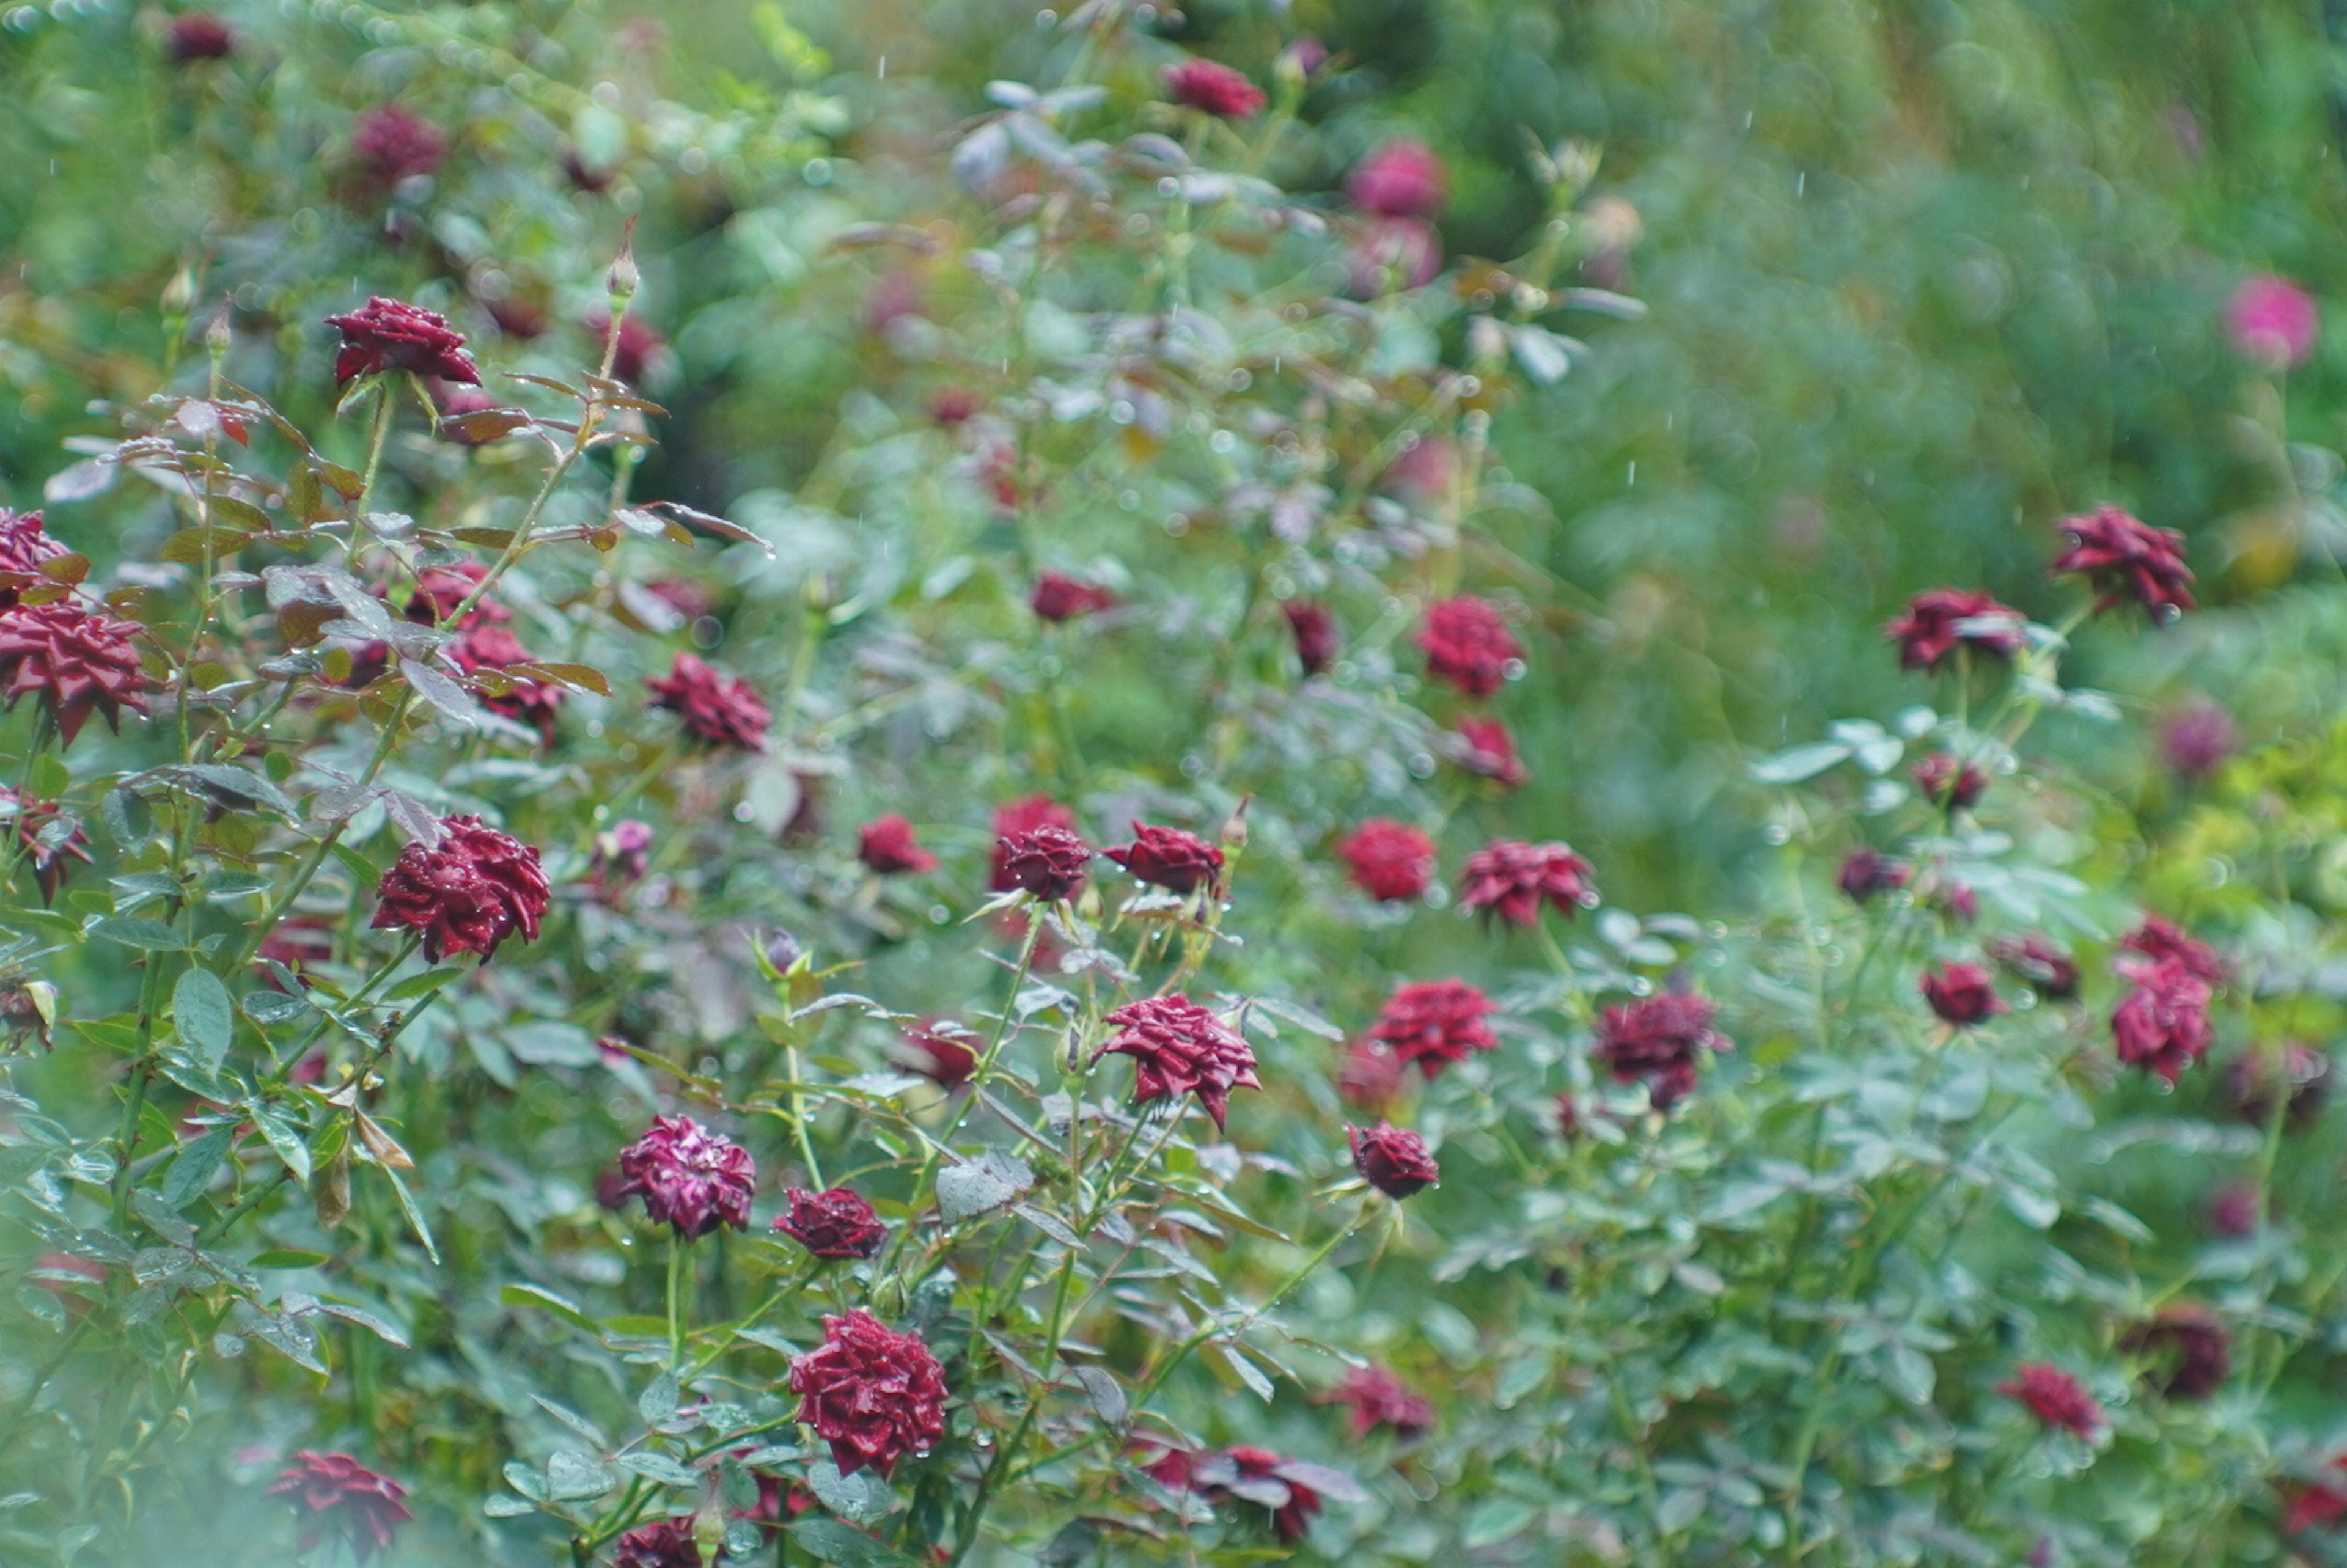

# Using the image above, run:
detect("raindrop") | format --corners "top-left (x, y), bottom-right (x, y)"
top-left (1208, 429), bottom-right (1236, 453)
top-left (930, 905), bottom-right (951, 925)
top-left (1761, 824), bottom-right (1790, 845)
top-left (1156, 177), bottom-right (1179, 198)
top-left (732, 803), bottom-right (753, 822)
top-left (1125, 213), bottom-right (1151, 236)
top-left (1109, 400), bottom-right (1136, 424)
top-left (1034, 8), bottom-right (1056, 24)
top-left (1407, 751), bottom-right (1437, 778)
top-left (1628, 976), bottom-right (1654, 995)
top-left (1163, 513), bottom-right (1190, 537)
top-left (1500, 658), bottom-right (1527, 682)
top-left (1227, 368), bottom-right (1252, 391)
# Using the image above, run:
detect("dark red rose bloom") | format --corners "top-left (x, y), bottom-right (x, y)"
top-left (774, 1187), bottom-right (887, 1260)
top-left (1347, 1122), bottom-right (1438, 1199)
top-left (1337, 818), bottom-right (1435, 902)
top-left (2284, 1457), bottom-right (2347, 1535)
top-left (900, 1023), bottom-right (980, 1089)
top-left (997, 824), bottom-right (1091, 901)
top-left (1104, 822), bottom-right (1225, 896)
top-left (1920, 962), bottom-right (2005, 1027)
top-left (369, 815), bottom-right (548, 963)
top-left (1986, 935), bottom-right (2080, 1000)
top-left (614, 1114), bottom-right (756, 1240)
top-left (1997, 1362), bottom-right (2103, 1438)
top-left (1926, 880), bottom-right (1978, 925)
top-left (858, 815), bottom-right (937, 875)
top-left (1096, 994), bottom-right (1261, 1128)
top-left (1347, 138), bottom-right (1447, 219)
top-left (988, 796), bottom-right (1074, 891)
top-left (325, 297), bottom-right (479, 387)
top-left (1884, 588), bottom-right (2026, 672)
top-left (1414, 595), bottom-right (1519, 698)
top-left (647, 651), bottom-right (773, 752)
top-left (2225, 1042), bottom-right (2332, 1130)
top-left (1370, 979), bottom-right (1499, 1080)
top-left (2112, 962), bottom-right (2215, 1083)
top-left (1451, 716), bottom-right (1529, 787)
top-left (2118, 916), bottom-right (2225, 986)
top-left (1164, 57), bottom-right (1266, 118)
top-left (1335, 1040), bottom-right (1405, 1113)
top-left (403, 561), bottom-right (505, 628)
top-left (927, 386), bottom-right (980, 425)
top-left (2120, 1303), bottom-right (2230, 1401)
top-left (1030, 571), bottom-right (1117, 622)
top-left (1325, 1366), bottom-right (1434, 1440)
top-left (788, 1309), bottom-right (948, 1478)
top-left (450, 623), bottom-right (564, 744)
top-left (612, 1517), bottom-right (703, 1568)
top-left (1594, 992), bottom-right (1728, 1110)
top-left (1, 788), bottom-right (91, 904)
top-left (350, 104), bottom-right (445, 185)
top-left (0, 509), bottom-right (68, 610)
top-left (1837, 848), bottom-right (1908, 904)
top-left (1283, 599), bottom-right (1338, 675)
top-left (2161, 702), bottom-right (2238, 780)
top-left (1204, 1447), bottom-right (1327, 1544)
top-left (2206, 1179), bottom-right (2260, 1237)
top-left (268, 1452), bottom-right (413, 1563)
top-left (2052, 505), bottom-right (2195, 618)
top-left (165, 12), bottom-right (234, 59)
top-left (585, 309), bottom-right (666, 384)
top-left (1912, 752), bottom-right (1988, 810)
top-left (1457, 838), bottom-right (1596, 927)
top-left (0, 601), bottom-right (149, 746)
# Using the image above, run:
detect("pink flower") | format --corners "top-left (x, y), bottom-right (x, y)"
top-left (2161, 702), bottom-right (2238, 779)
top-left (1457, 838), bottom-right (1596, 926)
top-left (368, 815), bottom-right (549, 962)
top-left (2052, 505), bottom-right (2195, 619)
top-left (1997, 1362), bottom-right (2103, 1438)
top-left (1347, 139), bottom-right (1446, 219)
top-left (1030, 571), bottom-right (1117, 622)
top-left (1920, 961), bottom-right (2005, 1027)
top-left (788, 1310), bottom-right (948, 1478)
top-left (996, 824), bottom-right (1091, 901)
top-left (1451, 716), bottom-right (1529, 787)
top-left (1284, 600), bottom-right (1338, 675)
top-left (1593, 992), bottom-right (1728, 1110)
top-left (2112, 962), bottom-right (2215, 1083)
top-left (774, 1187), bottom-right (887, 1259)
top-left (268, 1452), bottom-right (412, 1563)
top-left (1325, 1366), bottom-right (1434, 1440)
top-left (0, 601), bottom-right (150, 745)
top-left (2118, 915), bottom-right (2225, 986)
top-left (1104, 822), bottom-right (1225, 896)
top-left (1414, 595), bottom-right (1520, 698)
top-left (2224, 274), bottom-right (2318, 370)
top-left (857, 815), bottom-right (937, 874)
top-left (1337, 819), bottom-right (1435, 902)
top-left (1884, 588), bottom-right (2026, 672)
top-left (350, 104), bottom-right (445, 185)
top-left (647, 652), bottom-right (772, 752)
top-left (590, 820), bottom-right (655, 888)
top-left (325, 297), bottom-right (479, 386)
top-left (1370, 979), bottom-right (1498, 1079)
top-left (1163, 57), bottom-right (1266, 118)
top-left (1347, 1122), bottom-right (1438, 1198)
top-left (988, 796), bottom-right (1074, 891)
top-left (614, 1115), bottom-right (756, 1240)
top-left (1095, 994), bottom-right (1261, 1128)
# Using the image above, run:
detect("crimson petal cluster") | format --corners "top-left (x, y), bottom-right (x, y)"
top-left (268, 1451), bottom-right (412, 1563)
top-left (774, 1187), bottom-right (887, 1260)
top-left (1096, 994), bottom-right (1260, 1128)
top-left (614, 1115), bottom-right (756, 1240)
top-left (788, 1310), bottom-right (947, 1478)
top-left (0, 601), bottom-right (150, 746)
top-left (369, 815), bottom-right (548, 962)
top-left (1457, 838), bottom-right (1596, 926)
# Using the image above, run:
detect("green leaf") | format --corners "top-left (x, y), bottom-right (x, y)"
top-left (615, 1451), bottom-right (700, 1487)
top-left (95, 917), bottom-right (185, 951)
top-left (249, 1250), bottom-right (331, 1270)
top-left (787, 1520), bottom-right (918, 1567)
top-left (936, 1150), bottom-right (1034, 1225)
top-left (381, 1165), bottom-right (440, 1264)
top-left (26, 753), bottom-right (68, 798)
top-left (248, 1104), bottom-right (311, 1184)
top-left (161, 1126), bottom-right (233, 1208)
top-left (172, 966), bottom-right (234, 1066)
top-left (384, 966), bottom-right (465, 1002)
top-left (502, 1283), bottom-right (597, 1333)
top-left (1747, 741), bottom-right (1851, 785)
top-left (532, 1395), bottom-right (611, 1451)
top-left (638, 1369), bottom-right (680, 1427)
top-left (1463, 1499), bottom-right (1535, 1548)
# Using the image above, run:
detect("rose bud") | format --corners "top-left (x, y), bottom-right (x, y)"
top-left (350, 104), bottom-right (445, 186)
top-left (996, 824), bottom-right (1091, 901)
top-left (1347, 1122), bottom-right (1439, 1199)
top-left (1283, 600), bottom-right (1338, 675)
top-left (1911, 752), bottom-right (1988, 810)
top-left (1837, 848), bottom-right (1908, 904)
top-left (1163, 57), bottom-right (1267, 119)
top-left (1884, 588), bottom-right (2026, 672)
top-left (1104, 822), bottom-right (1225, 897)
top-left (774, 1187), bottom-right (887, 1260)
top-left (1030, 571), bottom-right (1117, 623)
top-left (2120, 1303), bottom-right (2230, 1401)
top-left (1920, 962), bottom-right (2004, 1027)
top-left (857, 815), bottom-right (938, 875)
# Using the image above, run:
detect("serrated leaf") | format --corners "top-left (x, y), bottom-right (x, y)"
top-left (615, 1451), bottom-right (700, 1487)
top-left (172, 966), bottom-right (234, 1066)
top-left (532, 1395), bottom-right (611, 1451)
top-left (130, 1188), bottom-right (196, 1245)
top-left (936, 1150), bottom-right (1034, 1225)
top-left (161, 1126), bottom-right (233, 1208)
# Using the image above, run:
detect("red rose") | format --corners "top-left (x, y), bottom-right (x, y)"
top-left (1997, 1362), bottom-right (2103, 1438)
top-left (0, 508), bottom-right (68, 610)
top-left (1, 788), bottom-right (91, 904)
top-left (1282, 599), bottom-right (1338, 676)
top-left (1451, 716), bottom-right (1529, 787)
top-left (1163, 57), bottom-right (1266, 118)
top-left (2112, 962), bottom-right (2214, 1083)
top-left (858, 815), bottom-right (938, 875)
top-left (165, 12), bottom-right (234, 60)
top-left (2224, 1042), bottom-right (2330, 1130)
top-left (1920, 961), bottom-right (2004, 1026)
top-left (0, 601), bottom-right (150, 746)
top-left (1986, 934), bottom-right (2079, 1000)
top-left (1199, 1447), bottom-right (1329, 1544)
top-left (1593, 992), bottom-right (1727, 1110)
top-left (2117, 916), bottom-right (2225, 986)
top-left (403, 561), bottom-right (505, 628)
top-left (988, 796), bottom-right (1074, 890)
top-left (2206, 1179), bottom-right (2260, 1237)
top-left (1414, 595), bottom-right (1519, 698)
top-left (325, 297), bottom-right (480, 387)
top-left (899, 1023), bottom-right (980, 1090)
top-left (1324, 1366), bottom-right (1434, 1440)
top-left (788, 1309), bottom-right (948, 1478)
top-left (997, 824), bottom-right (1091, 901)
top-left (1104, 822), bottom-right (1224, 896)
top-left (1836, 849), bottom-right (1908, 904)
top-left (1370, 979), bottom-right (1497, 1080)
top-left (1335, 1040), bottom-right (1405, 1113)
top-left (1030, 571), bottom-right (1117, 622)
top-left (1096, 994), bottom-right (1261, 1129)
top-left (2161, 702), bottom-right (2238, 779)
top-left (1337, 819), bottom-right (1435, 902)
top-left (450, 623), bottom-right (564, 745)
top-left (612, 1518), bottom-right (704, 1568)
top-left (1346, 139), bottom-right (1446, 219)
top-left (927, 386), bottom-right (980, 425)
top-left (1911, 752), bottom-right (1988, 810)
top-left (2119, 1303), bottom-right (2230, 1401)
top-left (2052, 505), bottom-right (2195, 618)
top-left (1347, 1122), bottom-right (1438, 1199)
top-left (268, 1452), bottom-right (412, 1563)
top-left (614, 1115), bottom-right (756, 1240)
top-left (350, 104), bottom-right (445, 185)
top-left (369, 815), bottom-right (549, 963)
top-left (1457, 838), bottom-right (1596, 927)
top-left (774, 1187), bottom-right (887, 1259)
top-left (2284, 1457), bottom-right (2347, 1535)
top-left (647, 651), bottom-right (772, 752)
top-left (1884, 588), bottom-right (2026, 672)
